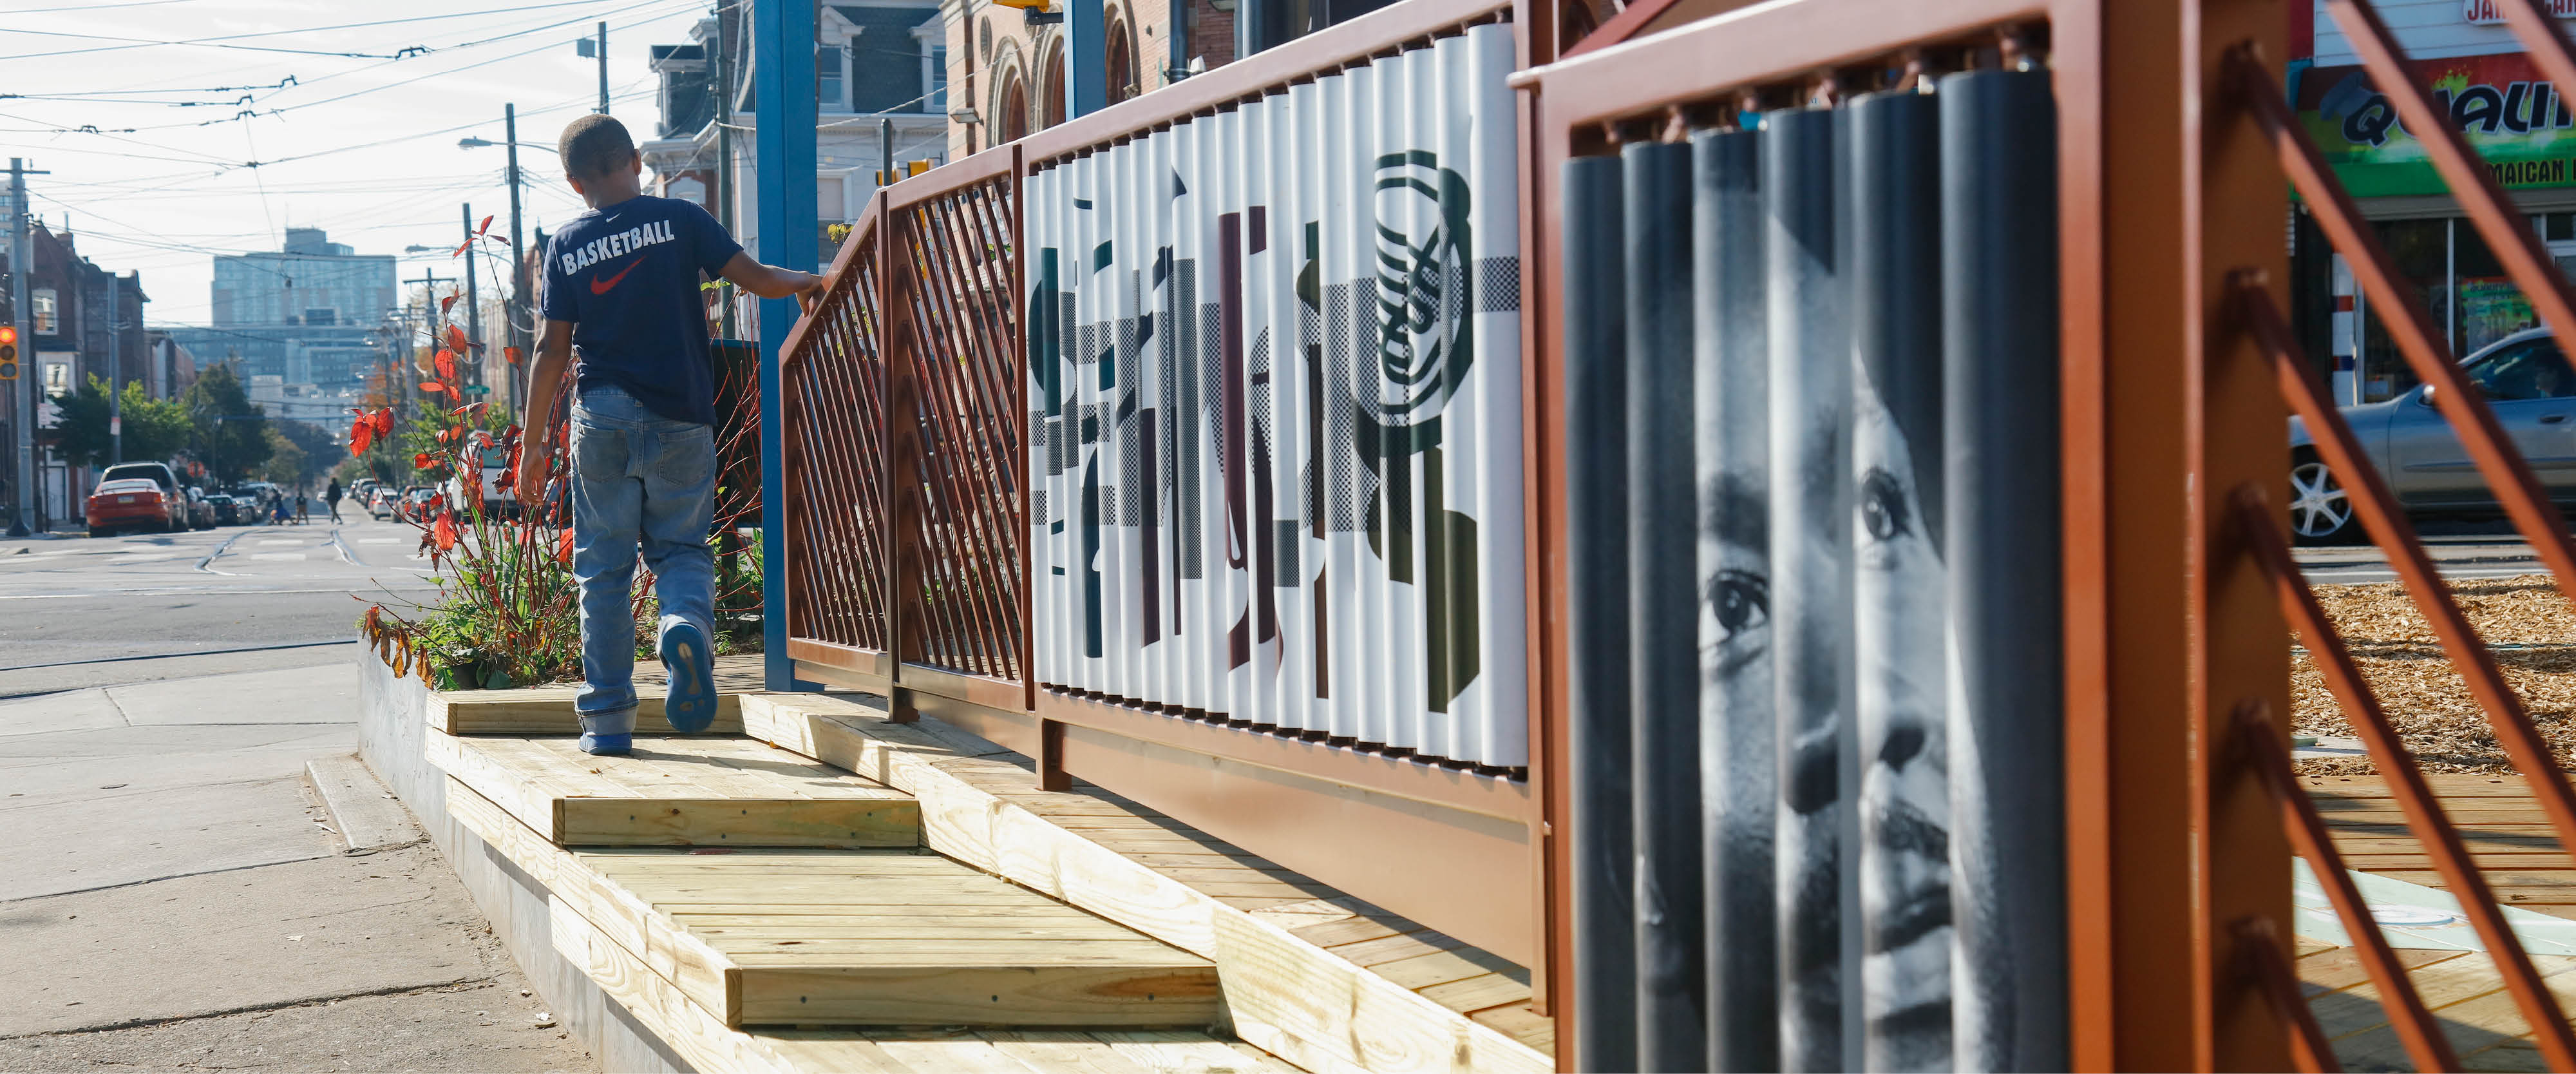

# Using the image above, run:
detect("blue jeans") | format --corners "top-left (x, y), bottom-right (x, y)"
top-left (569, 387), bottom-right (717, 733)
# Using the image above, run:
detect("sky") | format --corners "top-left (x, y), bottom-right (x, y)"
top-left (1, 0), bottom-right (725, 327)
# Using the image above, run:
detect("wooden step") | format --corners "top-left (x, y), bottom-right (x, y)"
top-left (446, 778), bottom-right (1224, 1030)
top-left (553, 905), bottom-right (1290, 1074)
top-left (427, 732), bottom-right (918, 848)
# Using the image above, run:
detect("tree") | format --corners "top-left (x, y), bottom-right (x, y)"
top-left (269, 419), bottom-right (341, 490)
top-left (182, 361), bottom-right (270, 484)
top-left (259, 426), bottom-right (306, 487)
top-left (46, 374), bottom-right (191, 470)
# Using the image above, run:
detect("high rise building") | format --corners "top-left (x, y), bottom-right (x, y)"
top-left (170, 228), bottom-right (395, 392)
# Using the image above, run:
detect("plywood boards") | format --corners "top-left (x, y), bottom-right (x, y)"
top-left (739, 693), bottom-right (1555, 1074)
top-left (446, 776), bottom-right (1217, 1030)
top-left (424, 655), bottom-right (766, 734)
top-left (426, 731), bottom-right (917, 847)
top-left (552, 905), bottom-right (1281, 1074)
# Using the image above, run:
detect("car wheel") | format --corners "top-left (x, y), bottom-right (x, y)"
top-left (2291, 453), bottom-right (2362, 545)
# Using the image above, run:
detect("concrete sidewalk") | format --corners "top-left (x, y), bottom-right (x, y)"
top-left (0, 658), bottom-right (592, 1073)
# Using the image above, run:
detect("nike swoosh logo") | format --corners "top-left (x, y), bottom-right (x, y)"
top-left (590, 258), bottom-right (643, 295)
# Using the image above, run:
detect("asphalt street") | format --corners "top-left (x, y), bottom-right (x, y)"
top-left (0, 510), bottom-right (440, 699)
top-left (0, 509), bottom-right (589, 1071)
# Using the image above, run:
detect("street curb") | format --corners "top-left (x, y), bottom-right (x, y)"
top-left (303, 753), bottom-right (421, 856)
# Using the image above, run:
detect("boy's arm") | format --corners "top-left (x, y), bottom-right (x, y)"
top-left (515, 320), bottom-right (575, 506)
top-left (719, 251), bottom-right (826, 302)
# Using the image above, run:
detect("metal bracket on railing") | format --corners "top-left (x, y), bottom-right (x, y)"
top-left (2230, 914), bottom-right (2344, 1074)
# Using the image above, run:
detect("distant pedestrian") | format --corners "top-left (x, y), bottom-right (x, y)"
top-left (325, 479), bottom-right (344, 523)
top-left (517, 113), bottom-right (822, 756)
top-left (295, 491), bottom-right (310, 524)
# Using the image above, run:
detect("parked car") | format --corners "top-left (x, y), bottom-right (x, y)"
top-left (204, 492), bottom-right (244, 526)
top-left (182, 486), bottom-right (218, 530)
top-left (2290, 327), bottom-right (2576, 544)
top-left (93, 461), bottom-right (189, 532)
top-left (445, 432), bottom-right (516, 519)
top-left (367, 486), bottom-right (396, 520)
top-left (86, 478), bottom-right (177, 537)
top-left (399, 486), bottom-right (442, 521)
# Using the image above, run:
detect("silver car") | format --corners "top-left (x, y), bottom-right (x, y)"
top-left (2290, 327), bottom-right (2576, 543)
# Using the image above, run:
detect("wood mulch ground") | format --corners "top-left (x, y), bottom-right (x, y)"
top-left (2293, 573), bottom-right (2576, 774)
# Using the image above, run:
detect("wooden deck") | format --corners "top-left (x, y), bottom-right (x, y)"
top-left (404, 666), bottom-right (1554, 1072)
top-left (743, 693), bottom-right (1555, 1074)
top-left (2298, 772), bottom-right (2576, 1069)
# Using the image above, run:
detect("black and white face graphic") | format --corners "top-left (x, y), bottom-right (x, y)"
top-left (1704, 467), bottom-right (1773, 804)
top-left (1853, 386), bottom-right (1954, 1071)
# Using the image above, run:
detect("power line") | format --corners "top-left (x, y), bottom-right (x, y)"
top-left (0, 0), bottom-right (641, 62)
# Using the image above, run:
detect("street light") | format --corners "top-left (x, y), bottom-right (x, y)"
top-left (459, 137), bottom-right (557, 153)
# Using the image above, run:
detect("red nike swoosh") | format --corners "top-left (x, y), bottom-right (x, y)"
top-left (590, 258), bottom-right (643, 295)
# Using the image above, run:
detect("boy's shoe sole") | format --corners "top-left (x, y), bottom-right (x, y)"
top-left (580, 732), bottom-right (632, 755)
top-left (661, 622), bottom-right (717, 734)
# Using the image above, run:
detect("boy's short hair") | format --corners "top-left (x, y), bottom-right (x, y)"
top-left (560, 115), bottom-right (637, 181)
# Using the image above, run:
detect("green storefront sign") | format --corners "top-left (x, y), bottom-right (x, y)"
top-left (2299, 51), bottom-right (2576, 197)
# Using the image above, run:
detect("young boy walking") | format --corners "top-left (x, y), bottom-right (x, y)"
top-left (516, 115), bottom-right (821, 755)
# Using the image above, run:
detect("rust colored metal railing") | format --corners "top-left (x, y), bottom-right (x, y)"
top-left (2203, 0), bottom-right (2576, 1066)
top-left (779, 225), bottom-right (893, 664)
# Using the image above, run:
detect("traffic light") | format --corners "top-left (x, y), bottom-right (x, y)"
top-left (0, 325), bottom-right (17, 381)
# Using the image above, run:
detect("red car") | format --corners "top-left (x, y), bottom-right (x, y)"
top-left (87, 478), bottom-right (178, 537)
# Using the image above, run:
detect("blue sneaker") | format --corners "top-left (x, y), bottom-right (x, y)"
top-left (660, 620), bottom-right (716, 734)
top-left (578, 709), bottom-right (634, 755)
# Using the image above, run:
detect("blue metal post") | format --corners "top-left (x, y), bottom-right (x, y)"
top-left (1065, 0), bottom-right (1107, 119)
top-left (752, 0), bottom-right (818, 692)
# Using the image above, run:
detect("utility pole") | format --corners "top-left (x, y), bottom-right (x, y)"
top-left (505, 104), bottom-right (528, 411)
top-left (401, 267), bottom-right (453, 427)
top-left (8, 158), bottom-right (46, 538)
top-left (461, 204), bottom-right (481, 392)
top-left (596, 23), bottom-right (611, 114)
top-left (108, 311), bottom-right (121, 465)
top-left (880, 117), bottom-right (894, 189)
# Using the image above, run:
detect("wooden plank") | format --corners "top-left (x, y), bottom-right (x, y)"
top-left (2297, 946), bottom-right (2470, 997)
top-left (1416, 972), bottom-right (1533, 1015)
top-left (1466, 1002), bottom-right (1557, 1056)
top-left (863, 1033), bottom-right (1046, 1074)
top-left (1082, 1030), bottom-right (1308, 1073)
top-left (1370, 946), bottom-right (1525, 992)
top-left (973, 1031), bottom-right (1160, 1074)
top-left (2330, 954), bottom-right (2576, 1070)
top-left (431, 690), bottom-right (747, 735)
top-left (558, 797), bottom-right (918, 848)
top-left (734, 963), bottom-right (1220, 1025)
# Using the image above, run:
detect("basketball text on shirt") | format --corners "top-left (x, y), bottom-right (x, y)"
top-left (558, 220), bottom-right (677, 276)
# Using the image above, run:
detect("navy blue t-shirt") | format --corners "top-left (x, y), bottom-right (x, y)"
top-left (541, 195), bottom-right (742, 426)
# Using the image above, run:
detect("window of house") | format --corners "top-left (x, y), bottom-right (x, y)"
top-left (929, 45), bottom-right (948, 113)
top-left (818, 44), bottom-right (846, 110)
top-left (31, 289), bottom-right (55, 335)
top-left (41, 360), bottom-right (68, 393)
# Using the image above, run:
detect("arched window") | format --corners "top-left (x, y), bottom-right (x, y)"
top-left (998, 73), bottom-right (1030, 143)
top-left (979, 17), bottom-right (994, 63)
top-left (1040, 43), bottom-right (1066, 129)
top-left (1103, 11), bottom-right (1138, 104)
